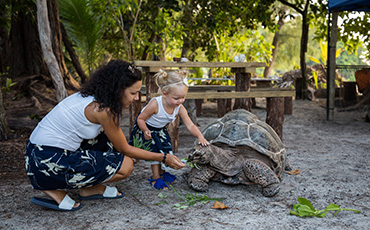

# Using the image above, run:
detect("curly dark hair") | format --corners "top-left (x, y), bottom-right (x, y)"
top-left (80, 59), bottom-right (142, 124)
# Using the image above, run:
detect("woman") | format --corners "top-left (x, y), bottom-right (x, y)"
top-left (25, 60), bottom-right (185, 211)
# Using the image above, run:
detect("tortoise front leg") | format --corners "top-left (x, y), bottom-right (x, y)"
top-left (188, 165), bottom-right (216, 192)
top-left (243, 159), bottom-right (280, 197)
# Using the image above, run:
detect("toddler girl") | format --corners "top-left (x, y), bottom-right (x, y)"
top-left (129, 69), bottom-right (209, 190)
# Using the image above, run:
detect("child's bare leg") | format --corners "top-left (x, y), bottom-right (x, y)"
top-left (150, 164), bottom-right (168, 189)
top-left (151, 164), bottom-right (161, 179)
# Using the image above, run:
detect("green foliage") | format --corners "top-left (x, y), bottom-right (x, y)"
top-left (180, 158), bottom-right (200, 170)
top-left (1, 77), bottom-right (17, 108)
top-left (270, 19), bottom-right (302, 73)
top-left (312, 71), bottom-right (319, 89)
top-left (131, 136), bottom-right (152, 151)
top-left (59, 0), bottom-right (104, 74)
top-left (1, 78), bottom-right (17, 94)
top-left (312, 2), bottom-right (370, 60)
top-left (290, 197), bottom-right (360, 218)
top-left (308, 41), bottom-right (344, 66)
top-left (29, 114), bottom-right (41, 121)
top-left (167, 184), bottom-right (224, 210)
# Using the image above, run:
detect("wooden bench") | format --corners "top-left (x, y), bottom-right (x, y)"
top-left (150, 87), bottom-right (294, 99)
top-left (130, 61), bottom-right (293, 152)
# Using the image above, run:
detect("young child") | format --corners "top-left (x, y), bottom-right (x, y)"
top-left (129, 69), bottom-right (209, 190)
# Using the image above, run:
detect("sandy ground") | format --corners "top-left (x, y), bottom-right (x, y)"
top-left (0, 99), bottom-right (369, 230)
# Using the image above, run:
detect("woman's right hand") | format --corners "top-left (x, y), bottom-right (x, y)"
top-left (164, 154), bottom-right (186, 170)
top-left (144, 130), bottom-right (152, 140)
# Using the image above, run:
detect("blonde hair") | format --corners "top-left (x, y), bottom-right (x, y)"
top-left (154, 69), bottom-right (189, 93)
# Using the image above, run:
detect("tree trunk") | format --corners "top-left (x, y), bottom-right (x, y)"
top-left (278, 0), bottom-right (309, 100)
top-left (37, 0), bottom-right (67, 102)
top-left (263, 11), bottom-right (285, 78)
top-left (9, 0), bottom-right (48, 77)
top-left (0, 89), bottom-right (10, 140)
top-left (180, 0), bottom-right (193, 58)
top-left (46, 0), bottom-right (79, 91)
top-left (300, 11), bottom-right (309, 100)
top-left (0, 2), bottom-right (9, 73)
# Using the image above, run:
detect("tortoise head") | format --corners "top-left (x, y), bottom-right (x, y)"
top-left (188, 144), bottom-right (213, 165)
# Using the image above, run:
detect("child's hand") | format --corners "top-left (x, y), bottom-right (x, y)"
top-left (144, 130), bottom-right (152, 140)
top-left (198, 136), bottom-right (209, 146)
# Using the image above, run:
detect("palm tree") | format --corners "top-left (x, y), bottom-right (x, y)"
top-left (59, 0), bottom-right (103, 75)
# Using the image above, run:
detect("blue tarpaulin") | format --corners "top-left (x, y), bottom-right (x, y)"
top-left (328, 0), bottom-right (370, 12)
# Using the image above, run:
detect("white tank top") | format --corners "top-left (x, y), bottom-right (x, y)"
top-left (30, 93), bottom-right (102, 151)
top-left (143, 96), bottom-right (181, 128)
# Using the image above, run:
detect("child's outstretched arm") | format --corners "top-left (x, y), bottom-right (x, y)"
top-left (178, 105), bottom-right (209, 146)
top-left (137, 99), bottom-right (158, 140)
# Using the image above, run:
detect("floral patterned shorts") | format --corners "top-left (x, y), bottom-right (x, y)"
top-left (129, 122), bottom-right (174, 167)
top-left (25, 132), bottom-right (124, 190)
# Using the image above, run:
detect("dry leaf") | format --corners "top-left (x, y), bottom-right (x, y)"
top-left (211, 201), bottom-right (229, 209)
top-left (286, 169), bottom-right (301, 175)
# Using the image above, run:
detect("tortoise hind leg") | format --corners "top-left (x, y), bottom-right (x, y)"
top-left (188, 165), bottom-right (216, 192)
top-left (243, 159), bottom-right (280, 197)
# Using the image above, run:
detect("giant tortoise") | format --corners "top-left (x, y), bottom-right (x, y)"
top-left (187, 109), bottom-right (287, 197)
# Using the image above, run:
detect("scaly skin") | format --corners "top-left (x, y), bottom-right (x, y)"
top-left (243, 159), bottom-right (280, 197)
top-left (187, 145), bottom-right (281, 197)
top-left (188, 165), bottom-right (216, 192)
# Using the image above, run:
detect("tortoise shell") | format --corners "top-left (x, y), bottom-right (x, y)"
top-left (201, 109), bottom-right (286, 177)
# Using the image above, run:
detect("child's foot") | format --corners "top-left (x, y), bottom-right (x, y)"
top-left (161, 172), bottom-right (177, 183)
top-left (148, 177), bottom-right (168, 190)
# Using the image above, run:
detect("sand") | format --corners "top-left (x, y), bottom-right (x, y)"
top-left (0, 99), bottom-right (369, 229)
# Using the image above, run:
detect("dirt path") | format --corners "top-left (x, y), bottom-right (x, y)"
top-left (0, 99), bottom-right (369, 229)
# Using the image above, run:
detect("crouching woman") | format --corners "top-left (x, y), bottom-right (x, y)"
top-left (25, 59), bottom-right (185, 211)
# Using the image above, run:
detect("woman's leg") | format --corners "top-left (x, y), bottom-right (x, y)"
top-left (107, 156), bottom-right (134, 182)
top-left (42, 190), bottom-right (80, 208)
top-left (79, 156), bottom-right (133, 197)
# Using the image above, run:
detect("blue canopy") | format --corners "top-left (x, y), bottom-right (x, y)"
top-left (329, 0), bottom-right (370, 12)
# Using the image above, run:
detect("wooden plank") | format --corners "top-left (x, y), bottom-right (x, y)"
top-left (140, 84), bottom-right (289, 93)
top-left (150, 89), bottom-right (295, 99)
top-left (134, 60), bottom-right (266, 68)
top-left (230, 67), bottom-right (256, 73)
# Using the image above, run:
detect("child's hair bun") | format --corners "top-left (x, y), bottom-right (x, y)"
top-left (154, 69), bottom-right (189, 92)
top-left (154, 69), bottom-right (168, 89)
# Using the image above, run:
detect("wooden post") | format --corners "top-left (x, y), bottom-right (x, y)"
top-left (168, 117), bottom-right (179, 153)
top-left (128, 92), bottom-right (142, 133)
top-left (327, 11), bottom-right (338, 121)
top-left (145, 71), bottom-right (158, 103)
top-left (232, 68), bottom-right (252, 111)
top-left (343, 81), bottom-right (357, 105)
top-left (217, 90), bottom-right (232, 117)
top-left (195, 99), bottom-right (203, 116)
top-left (266, 97), bottom-right (284, 140)
top-left (284, 97), bottom-right (293, 115)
